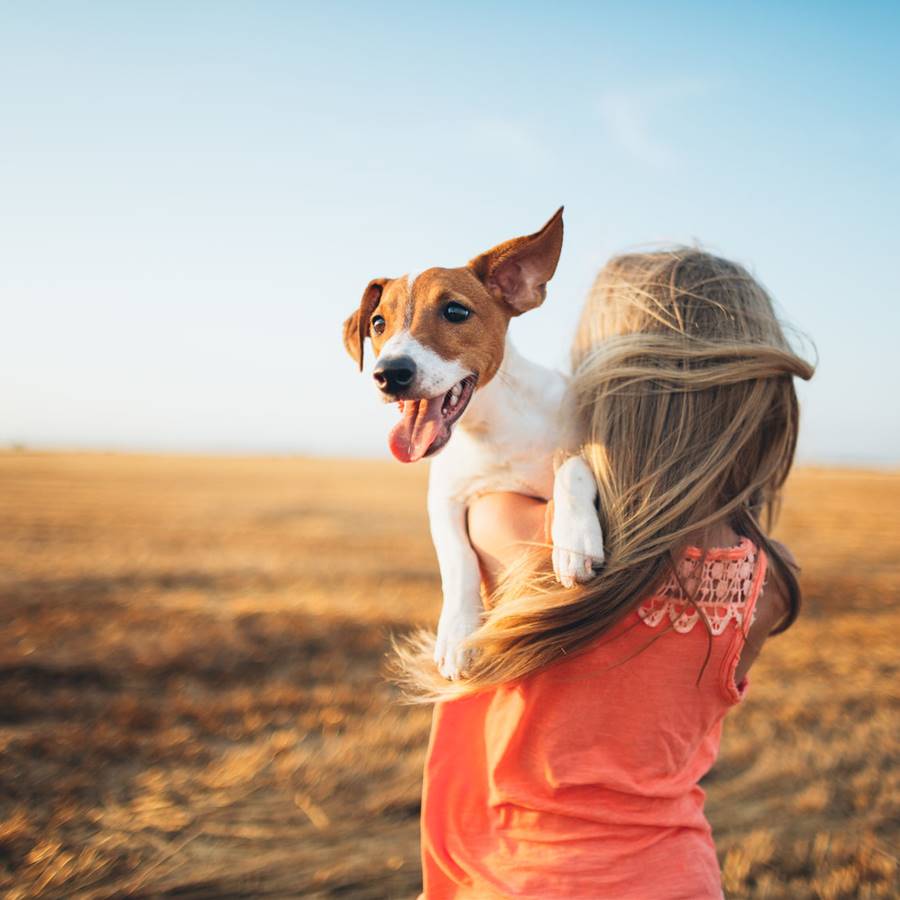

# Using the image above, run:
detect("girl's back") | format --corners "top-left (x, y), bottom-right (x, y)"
top-left (421, 538), bottom-right (767, 899)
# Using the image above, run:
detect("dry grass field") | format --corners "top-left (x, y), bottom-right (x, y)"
top-left (0, 452), bottom-right (897, 899)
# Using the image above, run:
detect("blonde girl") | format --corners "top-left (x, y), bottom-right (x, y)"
top-left (398, 248), bottom-right (815, 899)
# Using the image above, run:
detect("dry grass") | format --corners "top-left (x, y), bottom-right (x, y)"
top-left (0, 452), bottom-right (896, 899)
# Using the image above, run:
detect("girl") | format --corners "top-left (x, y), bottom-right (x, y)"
top-left (397, 248), bottom-right (815, 899)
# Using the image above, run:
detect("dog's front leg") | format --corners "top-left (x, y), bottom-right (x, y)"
top-left (552, 455), bottom-right (605, 588)
top-left (428, 489), bottom-right (483, 680)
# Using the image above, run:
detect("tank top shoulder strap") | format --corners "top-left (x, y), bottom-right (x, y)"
top-left (719, 543), bottom-right (767, 703)
top-left (739, 543), bottom-right (768, 637)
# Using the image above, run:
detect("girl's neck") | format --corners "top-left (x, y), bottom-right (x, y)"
top-left (686, 521), bottom-right (742, 550)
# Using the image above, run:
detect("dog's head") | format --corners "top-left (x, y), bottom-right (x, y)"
top-left (342, 207), bottom-right (564, 462)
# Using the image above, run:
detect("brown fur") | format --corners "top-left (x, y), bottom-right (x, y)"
top-left (342, 279), bottom-right (385, 371)
top-left (341, 209), bottom-right (565, 388)
top-left (469, 206), bottom-right (564, 314)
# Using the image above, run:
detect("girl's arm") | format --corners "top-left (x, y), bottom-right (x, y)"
top-left (467, 493), bottom-right (548, 595)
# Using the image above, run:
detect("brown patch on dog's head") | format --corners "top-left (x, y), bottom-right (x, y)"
top-left (401, 267), bottom-right (511, 387)
top-left (343, 277), bottom-right (419, 366)
top-left (342, 208), bottom-right (564, 387)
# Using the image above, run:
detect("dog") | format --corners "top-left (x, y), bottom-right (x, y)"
top-left (342, 208), bottom-right (605, 678)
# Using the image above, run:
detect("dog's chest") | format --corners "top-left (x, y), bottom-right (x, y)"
top-left (438, 431), bottom-right (556, 501)
top-left (429, 355), bottom-right (565, 503)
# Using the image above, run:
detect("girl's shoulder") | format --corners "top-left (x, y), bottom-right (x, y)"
top-left (638, 533), bottom-right (797, 683)
top-left (639, 537), bottom-right (764, 636)
top-left (638, 535), bottom-right (796, 639)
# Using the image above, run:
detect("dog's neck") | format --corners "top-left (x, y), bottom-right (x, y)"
top-left (458, 337), bottom-right (550, 436)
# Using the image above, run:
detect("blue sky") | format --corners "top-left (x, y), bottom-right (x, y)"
top-left (2, 2), bottom-right (898, 464)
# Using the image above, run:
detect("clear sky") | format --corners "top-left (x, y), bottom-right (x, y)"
top-left (2, 2), bottom-right (898, 465)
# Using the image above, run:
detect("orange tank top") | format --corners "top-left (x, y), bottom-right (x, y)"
top-left (420, 539), bottom-right (767, 899)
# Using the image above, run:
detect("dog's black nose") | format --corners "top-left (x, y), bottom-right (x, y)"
top-left (373, 356), bottom-right (417, 394)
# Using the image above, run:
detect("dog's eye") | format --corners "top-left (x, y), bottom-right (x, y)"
top-left (371, 315), bottom-right (386, 335)
top-left (443, 302), bottom-right (471, 323)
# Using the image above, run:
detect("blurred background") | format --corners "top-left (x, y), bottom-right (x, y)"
top-left (3, 0), bottom-right (899, 464)
top-left (1, 2), bottom-right (898, 898)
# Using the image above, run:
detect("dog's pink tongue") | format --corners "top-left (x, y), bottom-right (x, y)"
top-left (389, 397), bottom-right (444, 463)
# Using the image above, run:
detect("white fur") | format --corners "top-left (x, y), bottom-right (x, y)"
top-left (551, 456), bottom-right (606, 588)
top-left (375, 330), bottom-right (469, 399)
top-left (426, 338), bottom-right (604, 678)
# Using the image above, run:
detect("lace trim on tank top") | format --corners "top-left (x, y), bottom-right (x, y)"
top-left (638, 537), bottom-right (759, 635)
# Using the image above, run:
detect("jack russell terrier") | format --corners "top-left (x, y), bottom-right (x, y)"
top-left (342, 208), bottom-right (605, 678)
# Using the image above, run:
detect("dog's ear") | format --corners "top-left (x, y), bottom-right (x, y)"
top-left (342, 278), bottom-right (387, 370)
top-left (468, 207), bottom-right (564, 315)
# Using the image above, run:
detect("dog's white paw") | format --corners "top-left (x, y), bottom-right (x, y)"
top-left (551, 503), bottom-right (605, 589)
top-left (434, 604), bottom-right (482, 680)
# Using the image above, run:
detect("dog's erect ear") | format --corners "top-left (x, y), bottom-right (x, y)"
top-left (342, 278), bottom-right (387, 371)
top-left (468, 207), bottom-right (564, 315)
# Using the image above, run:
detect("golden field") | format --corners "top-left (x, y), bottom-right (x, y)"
top-left (0, 452), bottom-right (897, 899)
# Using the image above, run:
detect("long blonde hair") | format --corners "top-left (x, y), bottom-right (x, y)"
top-left (393, 248), bottom-right (815, 701)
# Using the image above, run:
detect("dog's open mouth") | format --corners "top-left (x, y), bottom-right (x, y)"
top-left (388, 375), bottom-right (477, 463)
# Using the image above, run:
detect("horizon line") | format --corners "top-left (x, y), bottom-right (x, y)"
top-left (2, 442), bottom-right (898, 474)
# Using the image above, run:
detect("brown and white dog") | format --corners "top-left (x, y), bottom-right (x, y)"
top-left (342, 209), bottom-right (604, 678)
